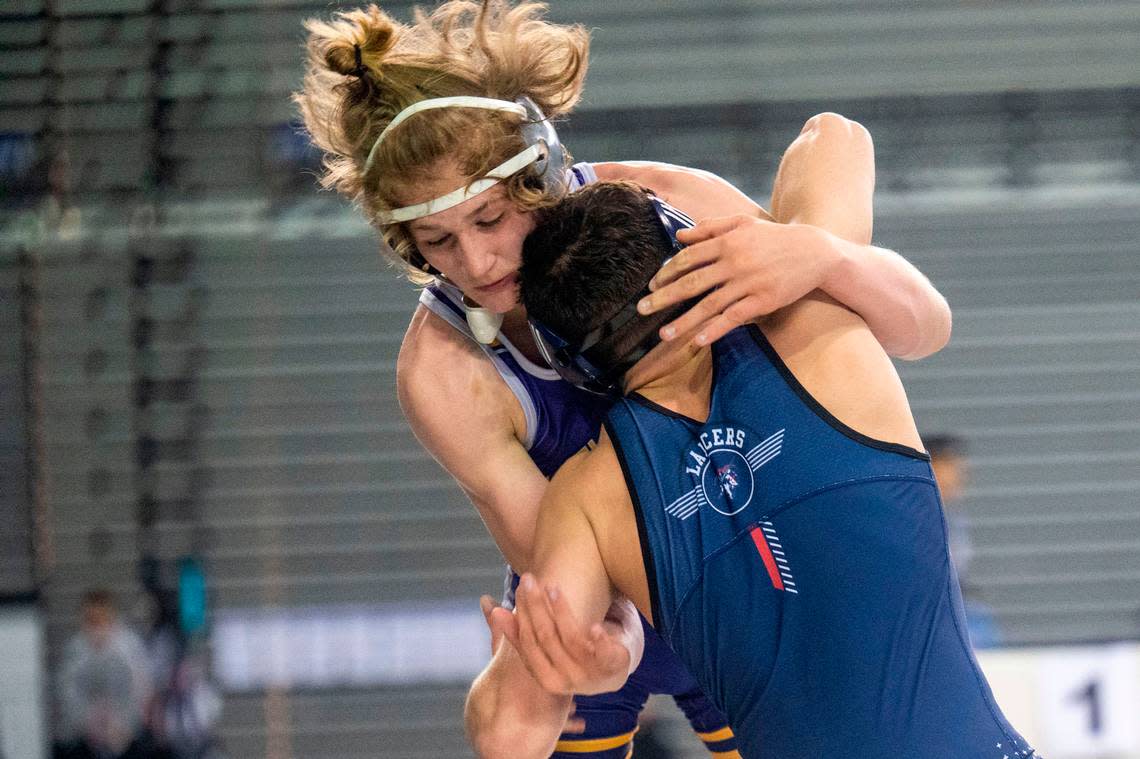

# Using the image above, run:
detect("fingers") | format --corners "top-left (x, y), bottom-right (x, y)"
top-left (534, 584), bottom-right (586, 687)
top-left (544, 585), bottom-right (592, 655)
top-left (588, 622), bottom-right (634, 675)
top-left (543, 587), bottom-right (631, 694)
top-left (639, 260), bottom-right (729, 326)
top-left (652, 213), bottom-right (766, 296)
top-left (480, 595), bottom-right (496, 626)
top-left (562, 708), bottom-right (586, 735)
top-left (653, 284), bottom-right (741, 343)
top-left (648, 241), bottom-right (719, 292)
top-left (481, 595), bottom-right (503, 654)
top-left (692, 314), bottom-right (741, 348)
top-left (511, 574), bottom-right (631, 697)
top-left (670, 294), bottom-right (768, 348)
top-left (514, 575), bottom-right (578, 694)
top-left (489, 606), bottom-right (518, 653)
top-left (546, 584), bottom-right (614, 669)
top-left (674, 214), bottom-right (751, 246)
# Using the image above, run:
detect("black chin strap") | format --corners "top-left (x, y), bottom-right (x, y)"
top-left (581, 295), bottom-right (698, 393)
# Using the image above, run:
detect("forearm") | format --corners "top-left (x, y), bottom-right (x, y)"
top-left (771, 114), bottom-right (951, 360)
top-left (815, 230), bottom-right (951, 360)
top-left (595, 161), bottom-right (769, 221)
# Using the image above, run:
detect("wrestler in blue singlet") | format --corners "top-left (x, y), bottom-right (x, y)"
top-left (604, 325), bottom-right (1037, 759)
top-left (419, 164), bottom-right (739, 759)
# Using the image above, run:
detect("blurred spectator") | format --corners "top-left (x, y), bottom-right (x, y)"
top-left (152, 641), bottom-right (224, 759)
top-left (55, 589), bottom-right (165, 759)
top-left (927, 435), bottom-right (1003, 649)
top-left (132, 588), bottom-right (181, 722)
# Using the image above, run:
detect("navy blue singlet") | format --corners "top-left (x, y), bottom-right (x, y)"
top-left (605, 326), bottom-right (1036, 759)
top-left (418, 163), bottom-right (739, 758)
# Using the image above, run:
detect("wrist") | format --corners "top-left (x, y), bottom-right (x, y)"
top-left (800, 224), bottom-right (847, 294)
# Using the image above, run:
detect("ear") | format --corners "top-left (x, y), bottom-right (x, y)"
top-left (407, 247), bottom-right (443, 278)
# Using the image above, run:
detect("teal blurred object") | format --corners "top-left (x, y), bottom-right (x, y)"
top-left (178, 556), bottom-right (208, 637)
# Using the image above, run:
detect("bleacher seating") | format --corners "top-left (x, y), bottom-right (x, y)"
top-left (1, 2), bottom-right (1138, 757)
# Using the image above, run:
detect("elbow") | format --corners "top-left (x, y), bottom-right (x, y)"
top-left (465, 680), bottom-right (510, 759)
top-left (801, 112), bottom-right (873, 153)
top-left (465, 713), bottom-right (550, 759)
top-left (897, 293), bottom-right (952, 361)
top-left (465, 678), bottom-right (542, 759)
top-left (466, 721), bottom-right (516, 759)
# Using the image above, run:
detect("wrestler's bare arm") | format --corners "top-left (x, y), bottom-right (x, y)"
top-left (397, 306), bottom-right (550, 571)
top-left (465, 449), bottom-right (628, 759)
top-left (775, 113), bottom-right (949, 360)
top-left (611, 113), bottom-right (951, 360)
top-left (594, 160), bottom-right (771, 222)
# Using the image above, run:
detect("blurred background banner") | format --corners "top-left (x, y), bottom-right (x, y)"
top-left (213, 602), bottom-right (490, 691)
top-left (1, 1), bottom-right (1139, 758)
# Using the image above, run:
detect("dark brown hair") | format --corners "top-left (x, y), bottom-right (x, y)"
top-left (520, 181), bottom-right (670, 360)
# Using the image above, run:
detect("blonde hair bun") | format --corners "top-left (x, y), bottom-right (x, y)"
top-left (308, 5), bottom-right (400, 80)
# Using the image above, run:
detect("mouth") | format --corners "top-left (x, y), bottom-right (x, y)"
top-left (475, 273), bottom-right (518, 295)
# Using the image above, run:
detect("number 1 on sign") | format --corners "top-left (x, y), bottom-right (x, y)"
top-left (1069, 678), bottom-right (1102, 734)
top-left (1039, 645), bottom-right (1139, 756)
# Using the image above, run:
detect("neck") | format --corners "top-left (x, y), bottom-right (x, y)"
top-left (499, 306), bottom-right (550, 365)
top-left (624, 339), bottom-right (714, 422)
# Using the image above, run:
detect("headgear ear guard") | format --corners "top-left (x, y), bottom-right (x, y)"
top-left (516, 95), bottom-right (567, 197)
top-left (528, 196), bottom-right (697, 397)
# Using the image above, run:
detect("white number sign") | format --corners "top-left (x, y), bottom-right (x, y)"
top-left (1037, 645), bottom-right (1139, 756)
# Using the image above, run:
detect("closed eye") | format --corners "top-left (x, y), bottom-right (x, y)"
top-left (423, 234), bottom-right (451, 248)
top-left (475, 213), bottom-right (504, 228)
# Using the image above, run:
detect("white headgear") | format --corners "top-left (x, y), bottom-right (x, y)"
top-left (367, 96), bottom-right (567, 342)
top-left (365, 96), bottom-right (565, 224)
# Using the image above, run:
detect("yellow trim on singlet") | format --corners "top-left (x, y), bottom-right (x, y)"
top-left (709, 751), bottom-right (742, 759)
top-left (554, 727), bottom-right (638, 753)
top-left (696, 726), bottom-right (735, 743)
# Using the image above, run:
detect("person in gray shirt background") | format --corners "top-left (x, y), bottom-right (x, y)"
top-left (56, 589), bottom-right (155, 759)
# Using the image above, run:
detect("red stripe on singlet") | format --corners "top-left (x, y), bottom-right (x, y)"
top-left (750, 526), bottom-right (785, 591)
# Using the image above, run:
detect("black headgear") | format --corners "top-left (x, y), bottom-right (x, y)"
top-left (528, 196), bottom-right (696, 397)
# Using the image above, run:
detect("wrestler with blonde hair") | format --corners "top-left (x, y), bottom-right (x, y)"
top-left (298, 1), bottom-right (589, 280)
top-left (296, 3), bottom-right (951, 757)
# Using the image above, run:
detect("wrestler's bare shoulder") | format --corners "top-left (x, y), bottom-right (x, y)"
top-left (397, 304), bottom-right (525, 441)
top-left (756, 295), bottom-right (922, 451)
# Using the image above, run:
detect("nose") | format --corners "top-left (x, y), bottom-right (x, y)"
top-left (455, 233), bottom-right (499, 280)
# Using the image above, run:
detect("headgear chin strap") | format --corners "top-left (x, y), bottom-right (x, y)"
top-left (462, 301), bottom-right (504, 344)
top-left (367, 95), bottom-right (566, 224)
top-left (529, 197), bottom-right (697, 397)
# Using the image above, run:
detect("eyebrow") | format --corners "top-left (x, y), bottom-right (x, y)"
top-left (409, 198), bottom-right (495, 233)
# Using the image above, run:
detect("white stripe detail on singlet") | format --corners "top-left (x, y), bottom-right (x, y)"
top-left (568, 162), bottom-right (598, 189)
